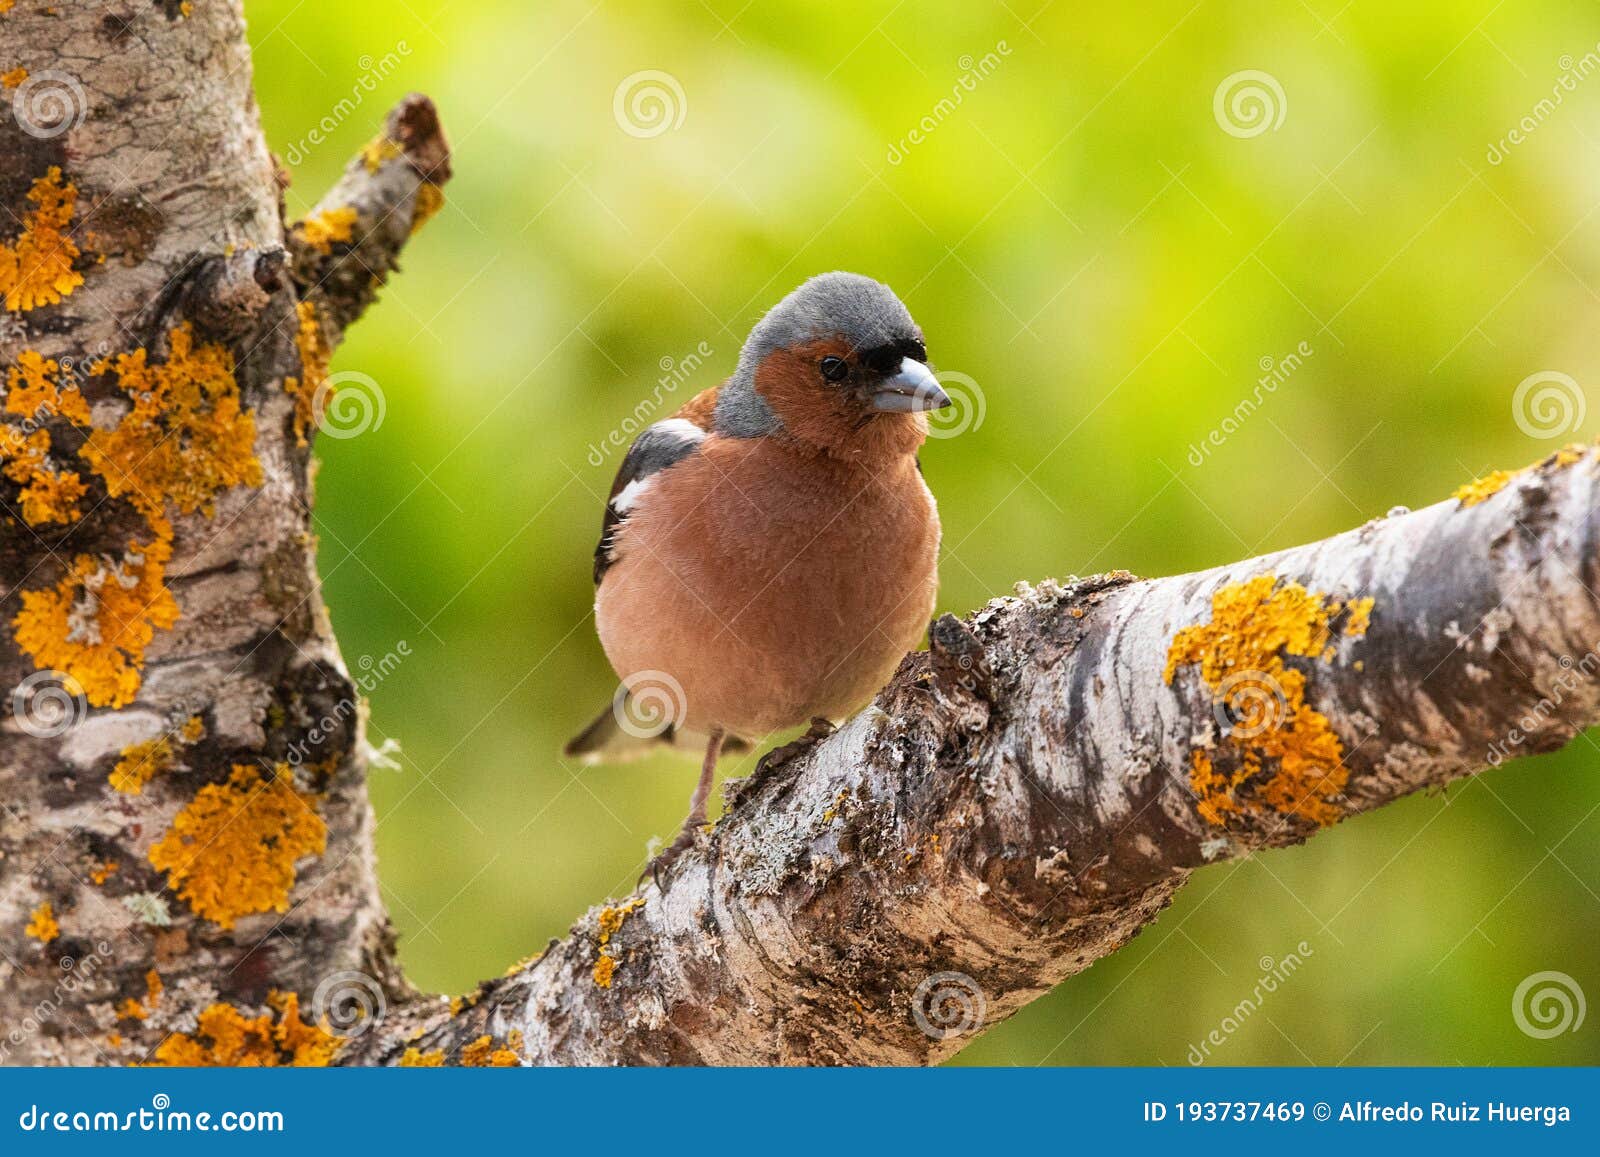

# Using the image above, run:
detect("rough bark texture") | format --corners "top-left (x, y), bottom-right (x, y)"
top-left (0, 3), bottom-right (438, 1065)
top-left (3, 4), bottom-right (1597, 1068)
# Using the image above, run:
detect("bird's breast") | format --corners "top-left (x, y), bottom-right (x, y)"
top-left (595, 435), bottom-right (940, 737)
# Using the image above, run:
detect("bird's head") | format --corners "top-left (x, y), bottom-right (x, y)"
top-left (715, 272), bottom-right (949, 461)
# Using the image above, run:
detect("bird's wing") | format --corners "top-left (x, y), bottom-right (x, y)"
top-left (592, 416), bottom-right (707, 584)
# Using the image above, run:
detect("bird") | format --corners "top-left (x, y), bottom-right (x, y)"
top-left (565, 271), bottom-right (950, 881)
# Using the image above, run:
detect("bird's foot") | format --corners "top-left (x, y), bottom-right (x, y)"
top-left (757, 717), bottom-right (835, 776)
top-left (640, 825), bottom-right (700, 890)
top-left (723, 718), bottom-right (836, 811)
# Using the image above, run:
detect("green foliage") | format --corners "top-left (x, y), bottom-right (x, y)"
top-left (249, 0), bottom-right (1599, 1064)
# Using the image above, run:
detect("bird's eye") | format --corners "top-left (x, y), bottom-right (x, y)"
top-left (820, 356), bottom-right (848, 382)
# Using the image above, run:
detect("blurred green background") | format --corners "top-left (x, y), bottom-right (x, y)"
top-left (247, 0), bottom-right (1598, 1064)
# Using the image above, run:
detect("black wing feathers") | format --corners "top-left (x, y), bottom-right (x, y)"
top-left (592, 418), bottom-right (707, 584)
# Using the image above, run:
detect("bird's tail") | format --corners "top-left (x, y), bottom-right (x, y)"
top-left (562, 691), bottom-right (749, 765)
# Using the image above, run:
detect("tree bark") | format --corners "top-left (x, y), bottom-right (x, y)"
top-left (2, 3), bottom-right (1596, 1068)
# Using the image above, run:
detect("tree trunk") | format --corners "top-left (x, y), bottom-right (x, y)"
top-left (1, 3), bottom-right (1595, 1068)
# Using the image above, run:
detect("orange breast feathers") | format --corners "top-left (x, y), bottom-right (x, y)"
top-left (593, 434), bottom-right (940, 738)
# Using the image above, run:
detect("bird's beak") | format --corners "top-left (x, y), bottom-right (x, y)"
top-left (869, 357), bottom-right (951, 412)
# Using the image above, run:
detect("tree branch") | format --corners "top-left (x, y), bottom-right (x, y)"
top-left (4, 1), bottom-right (1595, 1071)
top-left (285, 93), bottom-right (451, 344)
top-left (353, 449), bottom-right (1600, 1065)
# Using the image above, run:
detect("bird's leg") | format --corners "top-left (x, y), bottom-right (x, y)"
top-left (644, 729), bottom-right (724, 887)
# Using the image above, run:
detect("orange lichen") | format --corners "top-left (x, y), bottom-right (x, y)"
top-left (596, 896), bottom-right (644, 945)
top-left (410, 184), bottom-right (444, 235)
top-left (147, 764), bottom-right (326, 929)
top-left (1166, 575), bottom-right (1368, 828)
top-left (361, 136), bottom-right (403, 173)
top-left (1, 352), bottom-right (93, 525)
top-left (12, 536), bottom-right (180, 708)
top-left (81, 324), bottom-right (262, 524)
top-left (0, 168), bottom-right (84, 312)
top-left (592, 896), bottom-right (645, 988)
top-left (284, 299), bottom-right (331, 447)
top-left (459, 1033), bottom-right (521, 1067)
top-left (8, 327), bottom-right (260, 708)
top-left (1343, 596), bottom-right (1375, 638)
top-left (6, 350), bottom-right (93, 425)
top-left (1454, 470), bottom-right (1513, 507)
top-left (1, 67), bottom-right (26, 89)
top-left (117, 970), bottom-right (162, 1022)
top-left (24, 901), bottom-right (59, 943)
top-left (150, 992), bottom-right (340, 1067)
top-left (109, 736), bottom-right (177, 795)
top-left (110, 715), bottom-right (204, 793)
top-left (1454, 444), bottom-right (1591, 508)
top-left (1, 426), bottom-right (87, 526)
top-left (399, 1047), bottom-right (445, 1067)
top-left (90, 860), bottom-right (119, 885)
top-left (296, 206), bottom-right (358, 255)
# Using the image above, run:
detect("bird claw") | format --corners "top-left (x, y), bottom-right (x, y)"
top-left (640, 828), bottom-right (699, 889)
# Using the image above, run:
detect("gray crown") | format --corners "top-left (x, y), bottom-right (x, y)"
top-left (714, 272), bottom-right (920, 438)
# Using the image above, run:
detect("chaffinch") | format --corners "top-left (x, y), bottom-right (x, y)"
top-left (565, 271), bottom-right (950, 879)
